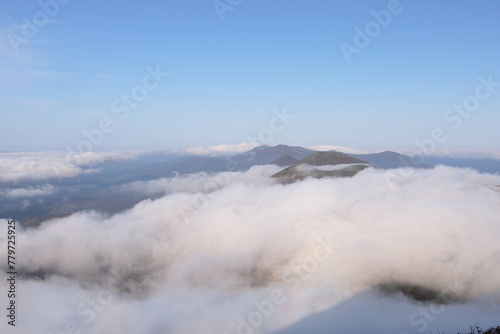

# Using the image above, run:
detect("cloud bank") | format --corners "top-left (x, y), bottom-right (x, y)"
top-left (1, 165), bottom-right (499, 334)
top-left (0, 151), bottom-right (136, 182)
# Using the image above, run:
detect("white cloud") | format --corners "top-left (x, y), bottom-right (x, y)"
top-left (305, 145), bottom-right (370, 154)
top-left (65, 151), bottom-right (137, 166)
top-left (0, 151), bottom-right (136, 182)
top-left (185, 143), bottom-right (260, 156)
top-left (117, 165), bottom-right (281, 196)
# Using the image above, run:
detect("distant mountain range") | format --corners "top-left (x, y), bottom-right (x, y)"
top-left (157, 145), bottom-right (427, 177)
top-left (128, 145), bottom-right (315, 178)
top-left (240, 144), bottom-right (314, 163)
top-left (162, 145), bottom-right (429, 184)
top-left (1, 145), bottom-right (472, 228)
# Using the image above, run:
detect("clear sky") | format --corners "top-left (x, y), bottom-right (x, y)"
top-left (1, 0), bottom-right (499, 152)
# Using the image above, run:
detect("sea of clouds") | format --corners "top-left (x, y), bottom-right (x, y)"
top-left (1, 164), bottom-right (500, 334)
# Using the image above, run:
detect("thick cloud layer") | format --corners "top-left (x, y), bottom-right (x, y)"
top-left (1, 165), bottom-right (500, 334)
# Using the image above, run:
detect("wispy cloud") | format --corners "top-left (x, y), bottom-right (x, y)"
top-left (1, 184), bottom-right (57, 198)
top-left (0, 15), bottom-right (86, 89)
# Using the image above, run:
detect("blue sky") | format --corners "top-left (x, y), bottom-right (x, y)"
top-left (1, 0), bottom-right (499, 152)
